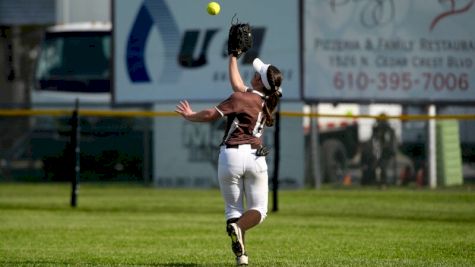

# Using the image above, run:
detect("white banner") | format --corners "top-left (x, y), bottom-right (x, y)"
top-left (304, 0), bottom-right (475, 103)
top-left (114, 0), bottom-right (299, 103)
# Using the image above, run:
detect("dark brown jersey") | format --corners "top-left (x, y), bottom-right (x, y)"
top-left (215, 90), bottom-right (266, 147)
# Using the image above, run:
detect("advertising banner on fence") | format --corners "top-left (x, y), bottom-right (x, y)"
top-left (304, 0), bottom-right (475, 103)
top-left (114, 0), bottom-right (299, 103)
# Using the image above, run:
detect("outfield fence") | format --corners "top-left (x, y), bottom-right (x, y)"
top-left (1, 107), bottom-right (474, 188)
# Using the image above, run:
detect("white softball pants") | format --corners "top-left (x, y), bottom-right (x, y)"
top-left (218, 144), bottom-right (268, 223)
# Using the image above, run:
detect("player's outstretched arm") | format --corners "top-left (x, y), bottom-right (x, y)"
top-left (175, 100), bottom-right (220, 122)
top-left (228, 55), bottom-right (247, 92)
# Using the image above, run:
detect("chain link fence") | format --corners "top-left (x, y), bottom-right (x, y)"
top-left (1, 108), bottom-right (474, 187)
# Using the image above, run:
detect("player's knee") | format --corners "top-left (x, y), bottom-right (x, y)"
top-left (253, 207), bottom-right (267, 223)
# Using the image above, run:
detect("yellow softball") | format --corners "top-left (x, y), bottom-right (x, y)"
top-left (207, 2), bottom-right (220, 16)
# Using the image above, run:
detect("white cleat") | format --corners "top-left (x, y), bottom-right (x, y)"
top-left (236, 254), bottom-right (248, 266)
top-left (227, 223), bottom-right (245, 257)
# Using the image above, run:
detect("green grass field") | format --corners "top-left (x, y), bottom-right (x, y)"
top-left (0, 183), bottom-right (474, 266)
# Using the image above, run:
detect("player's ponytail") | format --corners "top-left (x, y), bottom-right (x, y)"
top-left (263, 65), bottom-right (283, 127)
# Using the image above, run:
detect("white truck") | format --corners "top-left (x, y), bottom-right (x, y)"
top-left (31, 22), bottom-right (111, 105)
top-left (29, 22), bottom-right (149, 181)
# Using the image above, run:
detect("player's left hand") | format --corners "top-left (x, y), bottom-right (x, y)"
top-left (175, 100), bottom-right (195, 118)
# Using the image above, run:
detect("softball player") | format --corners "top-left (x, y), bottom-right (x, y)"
top-left (175, 55), bottom-right (283, 265)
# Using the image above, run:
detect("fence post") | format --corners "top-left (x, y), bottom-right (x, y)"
top-left (272, 104), bottom-right (281, 212)
top-left (70, 99), bottom-right (80, 207)
top-left (428, 105), bottom-right (437, 189)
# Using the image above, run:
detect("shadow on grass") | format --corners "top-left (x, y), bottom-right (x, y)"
top-left (2, 201), bottom-right (475, 225)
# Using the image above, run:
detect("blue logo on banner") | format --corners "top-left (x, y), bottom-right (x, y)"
top-left (126, 0), bottom-right (181, 83)
top-left (126, 0), bottom-right (266, 84)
